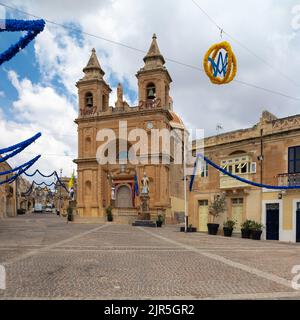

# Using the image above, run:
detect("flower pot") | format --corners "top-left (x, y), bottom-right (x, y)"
top-left (107, 215), bottom-right (113, 222)
top-left (223, 227), bottom-right (233, 237)
top-left (251, 230), bottom-right (262, 240)
top-left (241, 228), bottom-right (251, 239)
top-left (207, 223), bottom-right (219, 235)
top-left (156, 221), bottom-right (163, 228)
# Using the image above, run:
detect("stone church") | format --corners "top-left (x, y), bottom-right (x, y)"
top-left (74, 34), bottom-right (185, 224)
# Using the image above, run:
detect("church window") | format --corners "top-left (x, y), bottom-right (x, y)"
top-left (146, 83), bottom-right (156, 100)
top-left (85, 92), bottom-right (93, 108)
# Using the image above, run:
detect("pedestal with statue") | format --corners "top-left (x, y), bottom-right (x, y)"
top-left (132, 172), bottom-right (156, 227)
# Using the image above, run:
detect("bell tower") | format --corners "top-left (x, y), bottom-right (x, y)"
top-left (136, 34), bottom-right (172, 109)
top-left (76, 48), bottom-right (111, 115)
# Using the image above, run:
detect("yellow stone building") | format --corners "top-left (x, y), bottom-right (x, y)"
top-left (74, 35), bottom-right (185, 224)
top-left (0, 159), bottom-right (16, 218)
top-left (189, 111), bottom-right (300, 243)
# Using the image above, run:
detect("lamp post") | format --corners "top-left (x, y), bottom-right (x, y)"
top-left (173, 128), bottom-right (189, 233)
top-left (58, 168), bottom-right (62, 216)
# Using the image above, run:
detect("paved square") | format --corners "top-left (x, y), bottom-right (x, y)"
top-left (0, 214), bottom-right (300, 300)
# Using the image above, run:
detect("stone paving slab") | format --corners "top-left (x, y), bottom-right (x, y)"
top-left (0, 250), bottom-right (294, 299)
top-left (212, 250), bottom-right (300, 280)
top-left (0, 214), bottom-right (300, 299)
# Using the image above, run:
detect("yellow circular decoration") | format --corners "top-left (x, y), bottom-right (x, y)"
top-left (203, 41), bottom-right (237, 85)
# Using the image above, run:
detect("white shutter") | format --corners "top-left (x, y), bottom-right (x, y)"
top-left (251, 162), bottom-right (257, 173)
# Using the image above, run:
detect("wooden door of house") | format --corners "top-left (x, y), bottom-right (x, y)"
top-left (266, 203), bottom-right (279, 241)
top-left (232, 198), bottom-right (243, 232)
top-left (296, 203), bottom-right (300, 243)
top-left (198, 200), bottom-right (208, 232)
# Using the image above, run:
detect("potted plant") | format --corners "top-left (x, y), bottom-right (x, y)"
top-left (241, 220), bottom-right (254, 239)
top-left (67, 207), bottom-right (74, 222)
top-left (156, 214), bottom-right (164, 228)
top-left (106, 206), bottom-right (113, 222)
top-left (207, 194), bottom-right (227, 235)
top-left (251, 222), bottom-right (264, 240)
top-left (223, 219), bottom-right (236, 237)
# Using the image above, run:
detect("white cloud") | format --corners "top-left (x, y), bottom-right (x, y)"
top-left (24, 0), bottom-right (300, 134)
top-left (0, 91), bottom-right (5, 97)
top-left (1, 0), bottom-right (300, 178)
top-left (0, 70), bottom-right (77, 180)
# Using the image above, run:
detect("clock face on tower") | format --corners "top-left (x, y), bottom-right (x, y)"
top-left (147, 122), bottom-right (154, 130)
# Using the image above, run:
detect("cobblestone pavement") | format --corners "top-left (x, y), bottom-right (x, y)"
top-left (0, 214), bottom-right (300, 300)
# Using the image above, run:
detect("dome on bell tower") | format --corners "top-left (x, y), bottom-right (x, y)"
top-left (136, 34), bottom-right (172, 110)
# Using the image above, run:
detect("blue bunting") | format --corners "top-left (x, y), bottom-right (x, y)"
top-left (0, 155), bottom-right (41, 185)
top-left (0, 133), bottom-right (42, 185)
top-left (190, 153), bottom-right (300, 191)
top-left (0, 133), bottom-right (42, 163)
top-left (24, 169), bottom-right (68, 192)
top-left (0, 19), bottom-right (45, 66)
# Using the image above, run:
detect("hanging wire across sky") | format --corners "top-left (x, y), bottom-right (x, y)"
top-left (191, 0), bottom-right (300, 88)
top-left (0, 2), bottom-right (300, 102)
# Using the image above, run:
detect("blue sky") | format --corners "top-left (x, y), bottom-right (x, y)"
top-left (0, 0), bottom-right (300, 179)
top-left (0, 32), bottom-right (40, 115)
top-left (0, 20), bottom-right (137, 117)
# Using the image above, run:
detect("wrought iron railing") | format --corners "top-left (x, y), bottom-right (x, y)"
top-left (278, 173), bottom-right (300, 186)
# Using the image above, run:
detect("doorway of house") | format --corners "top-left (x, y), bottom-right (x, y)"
top-left (296, 202), bottom-right (300, 243)
top-left (266, 203), bottom-right (280, 241)
top-left (232, 198), bottom-right (243, 232)
top-left (198, 200), bottom-right (208, 232)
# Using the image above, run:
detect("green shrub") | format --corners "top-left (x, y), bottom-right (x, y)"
top-left (223, 219), bottom-right (236, 230)
top-left (241, 219), bottom-right (255, 230)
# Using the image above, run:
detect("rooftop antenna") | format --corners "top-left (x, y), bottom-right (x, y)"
top-left (216, 124), bottom-right (223, 135)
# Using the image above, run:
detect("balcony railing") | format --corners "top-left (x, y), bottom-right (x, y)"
top-left (278, 173), bottom-right (300, 187)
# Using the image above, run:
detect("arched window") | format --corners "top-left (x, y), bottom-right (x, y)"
top-left (146, 83), bottom-right (156, 100)
top-left (85, 92), bottom-right (93, 108)
top-left (229, 150), bottom-right (247, 156)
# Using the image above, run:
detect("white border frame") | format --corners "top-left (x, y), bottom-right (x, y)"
top-left (262, 200), bottom-right (283, 241)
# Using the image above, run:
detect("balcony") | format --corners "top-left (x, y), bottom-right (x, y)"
top-left (278, 173), bottom-right (300, 187)
top-left (220, 174), bottom-right (253, 189)
top-left (219, 154), bottom-right (255, 190)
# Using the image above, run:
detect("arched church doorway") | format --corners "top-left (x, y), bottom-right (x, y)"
top-left (116, 185), bottom-right (133, 208)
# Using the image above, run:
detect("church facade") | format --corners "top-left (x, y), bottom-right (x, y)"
top-left (74, 35), bottom-right (185, 224)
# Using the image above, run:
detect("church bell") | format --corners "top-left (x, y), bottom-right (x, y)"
top-left (148, 89), bottom-right (156, 99)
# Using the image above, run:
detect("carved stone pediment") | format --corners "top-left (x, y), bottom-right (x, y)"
top-left (272, 117), bottom-right (300, 130)
top-left (110, 166), bottom-right (136, 177)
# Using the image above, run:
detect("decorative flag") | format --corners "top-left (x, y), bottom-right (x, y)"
top-left (134, 174), bottom-right (139, 196)
top-left (68, 172), bottom-right (75, 190)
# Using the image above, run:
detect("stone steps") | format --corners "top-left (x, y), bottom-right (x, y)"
top-left (132, 220), bottom-right (157, 228)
